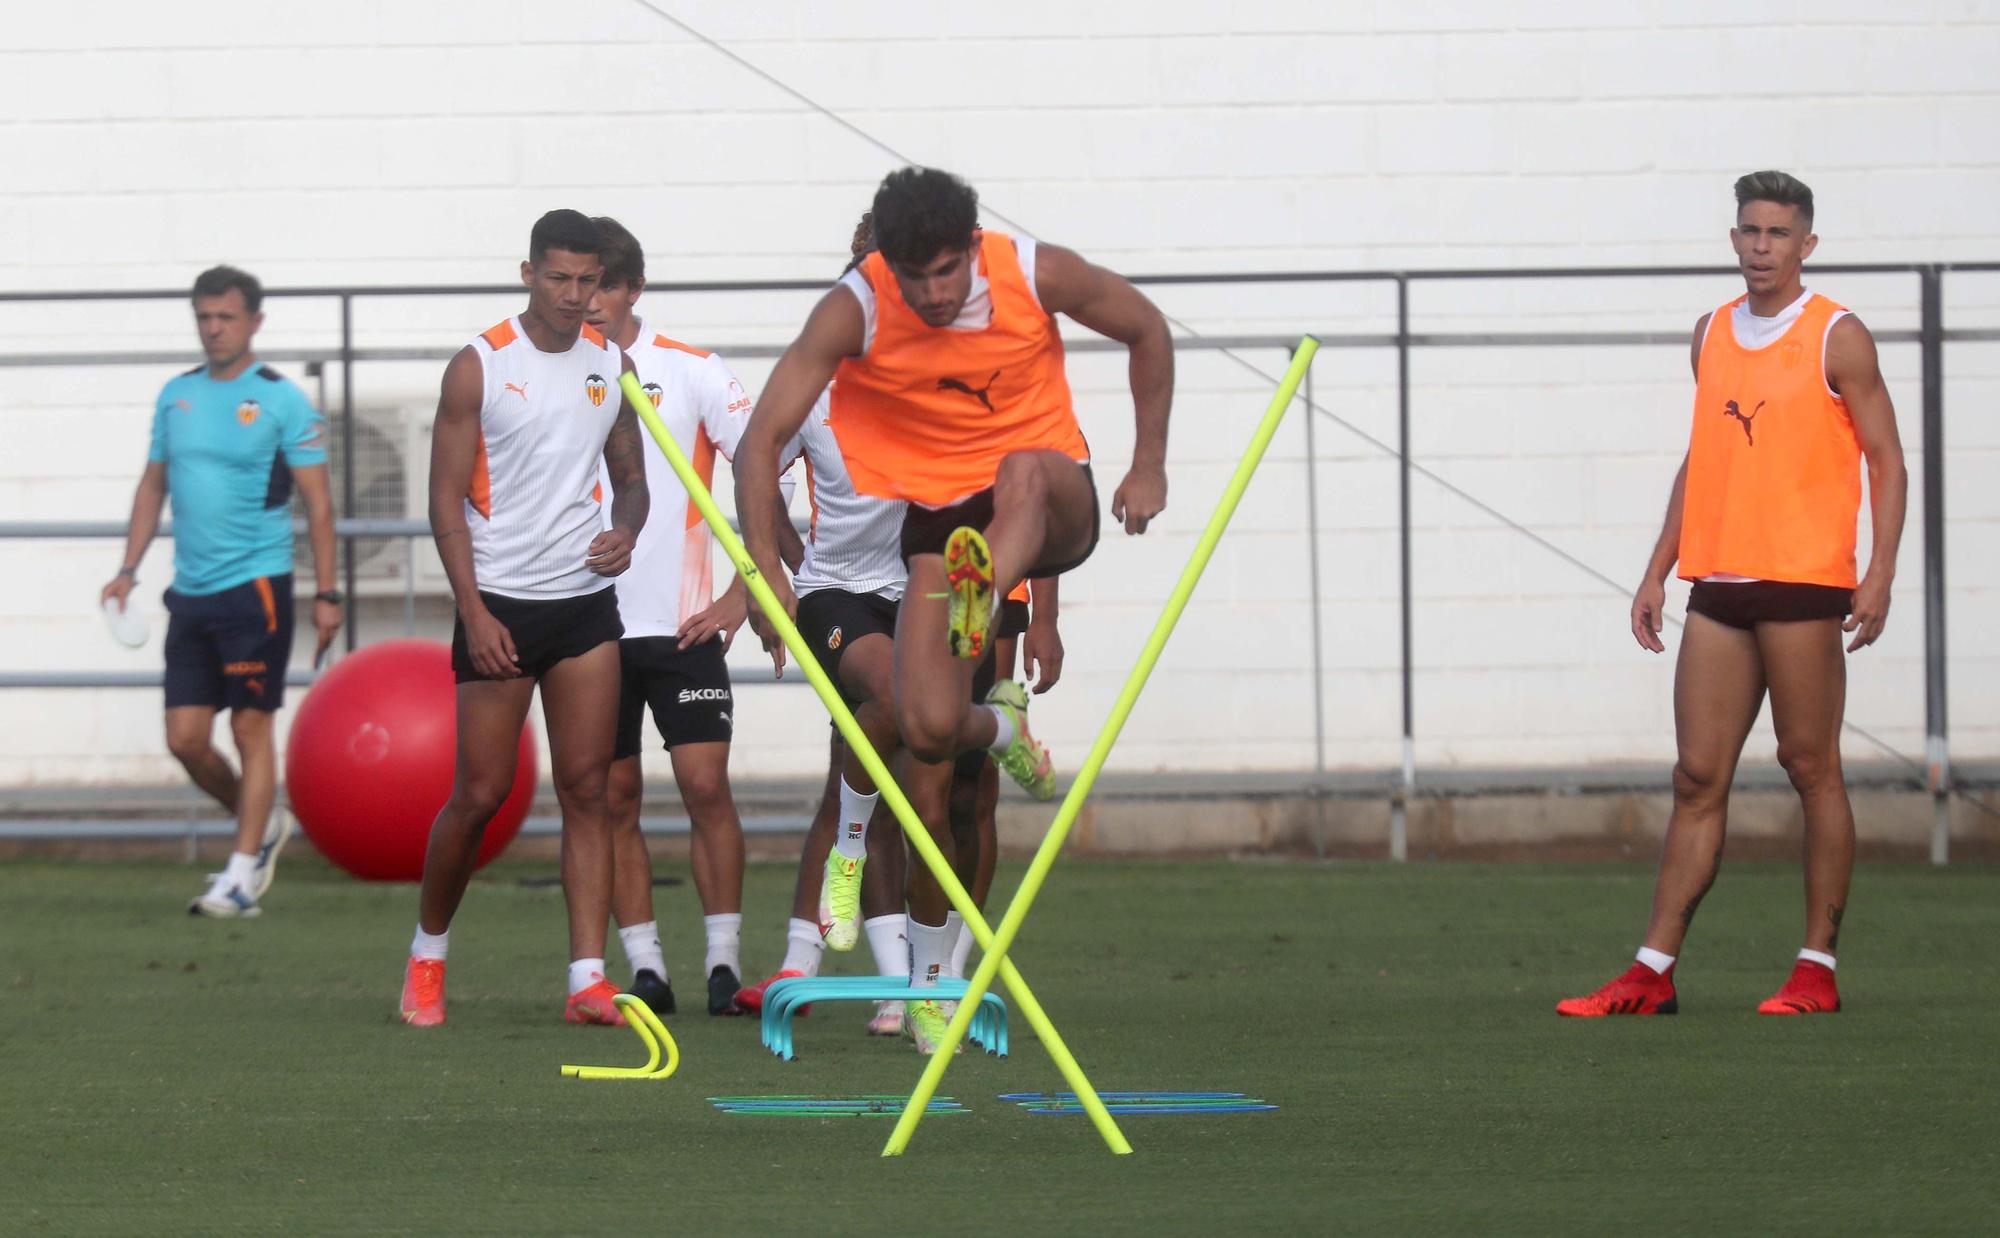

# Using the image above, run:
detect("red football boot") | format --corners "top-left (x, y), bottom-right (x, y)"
top-left (1556, 961), bottom-right (1678, 1017)
top-left (1756, 959), bottom-right (1840, 1015)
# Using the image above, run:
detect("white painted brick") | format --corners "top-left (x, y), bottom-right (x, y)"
top-left (1293, 33), bottom-right (1441, 103)
top-left (1376, 107), bottom-right (1516, 176)
top-left (3, 7), bottom-right (1999, 782)
top-left (1791, 100), bottom-right (1940, 171)
top-left (1507, 104), bottom-right (1661, 177)
top-left (1862, 25), bottom-right (2000, 95)
top-left (1436, 33), bottom-right (1585, 102)
top-left (1576, 30), bottom-right (1729, 100)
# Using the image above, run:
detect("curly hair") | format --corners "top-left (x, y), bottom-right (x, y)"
top-left (869, 167), bottom-right (978, 267)
top-left (1734, 170), bottom-right (1814, 230)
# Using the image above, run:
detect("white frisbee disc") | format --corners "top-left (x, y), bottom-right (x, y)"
top-left (102, 596), bottom-right (149, 648)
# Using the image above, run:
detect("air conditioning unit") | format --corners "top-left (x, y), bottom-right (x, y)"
top-left (297, 404), bottom-right (446, 599)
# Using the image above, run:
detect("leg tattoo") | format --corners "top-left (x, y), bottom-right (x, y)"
top-left (1826, 903), bottom-right (1844, 952)
top-left (1681, 843), bottom-right (1725, 930)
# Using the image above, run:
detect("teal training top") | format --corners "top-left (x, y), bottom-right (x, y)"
top-left (148, 363), bottom-right (328, 596)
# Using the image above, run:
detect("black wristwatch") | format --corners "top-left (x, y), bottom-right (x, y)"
top-left (314, 589), bottom-right (345, 606)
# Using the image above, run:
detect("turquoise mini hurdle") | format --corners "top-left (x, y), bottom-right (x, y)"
top-left (760, 977), bottom-right (1009, 1062)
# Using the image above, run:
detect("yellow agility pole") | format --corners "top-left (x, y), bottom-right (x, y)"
top-left (615, 372), bottom-right (1131, 1153)
top-left (882, 336), bottom-right (1321, 1157)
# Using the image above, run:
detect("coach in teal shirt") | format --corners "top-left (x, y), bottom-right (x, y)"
top-left (102, 265), bottom-right (344, 919)
top-left (150, 360), bottom-right (327, 594)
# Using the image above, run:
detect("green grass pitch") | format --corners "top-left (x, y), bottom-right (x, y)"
top-left (4, 856), bottom-right (1996, 1233)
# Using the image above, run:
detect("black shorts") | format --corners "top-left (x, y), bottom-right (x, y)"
top-left (452, 586), bottom-right (622, 683)
top-left (900, 461), bottom-right (1099, 579)
top-left (797, 588), bottom-right (899, 708)
top-left (163, 573), bottom-right (294, 712)
top-left (997, 598), bottom-right (1030, 641)
top-left (1686, 580), bottom-right (1853, 630)
top-left (613, 636), bottom-right (734, 759)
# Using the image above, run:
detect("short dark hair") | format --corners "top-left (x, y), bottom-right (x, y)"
top-left (870, 167), bottom-right (978, 267)
top-left (191, 265), bottom-right (262, 314)
top-left (529, 209), bottom-right (602, 264)
top-left (591, 216), bottom-right (645, 288)
top-left (1734, 170), bottom-right (1814, 230)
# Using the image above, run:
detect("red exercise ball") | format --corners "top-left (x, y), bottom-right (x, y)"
top-left (285, 639), bottom-right (535, 881)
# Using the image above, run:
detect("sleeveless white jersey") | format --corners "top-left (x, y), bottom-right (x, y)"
top-left (600, 321), bottom-right (757, 638)
top-left (466, 317), bottom-right (623, 600)
top-left (780, 388), bottom-right (909, 601)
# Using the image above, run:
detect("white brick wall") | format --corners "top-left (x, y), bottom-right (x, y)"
top-left (2, 2), bottom-right (1997, 786)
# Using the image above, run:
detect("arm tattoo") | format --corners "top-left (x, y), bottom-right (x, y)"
top-left (603, 409), bottom-right (650, 533)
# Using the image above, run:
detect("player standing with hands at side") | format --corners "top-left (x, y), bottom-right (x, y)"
top-left (1559, 172), bottom-right (1906, 1019)
top-left (400, 211), bottom-right (650, 1028)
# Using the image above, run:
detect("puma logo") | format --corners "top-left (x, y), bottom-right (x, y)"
top-left (504, 381), bottom-right (530, 402)
top-left (937, 370), bottom-right (1000, 412)
top-left (1723, 398), bottom-right (1764, 445)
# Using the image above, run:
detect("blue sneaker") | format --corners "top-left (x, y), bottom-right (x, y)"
top-left (189, 871), bottom-right (260, 918)
top-left (252, 810), bottom-right (293, 899)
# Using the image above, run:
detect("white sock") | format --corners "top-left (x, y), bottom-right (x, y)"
top-left (704, 913), bottom-right (742, 977)
top-left (618, 920), bottom-right (666, 981)
top-left (410, 926), bottom-right (449, 962)
top-left (985, 704), bottom-right (1015, 754)
top-left (950, 915), bottom-right (976, 978)
top-left (782, 917), bottom-right (826, 977)
top-left (908, 917), bottom-right (950, 988)
top-left (834, 778), bottom-right (877, 861)
top-left (224, 850), bottom-right (258, 887)
top-left (1798, 947), bottom-right (1837, 971)
top-left (865, 913), bottom-right (907, 979)
top-left (1635, 946), bottom-right (1676, 975)
top-left (941, 911), bottom-right (966, 978)
top-left (568, 957), bottom-right (606, 995)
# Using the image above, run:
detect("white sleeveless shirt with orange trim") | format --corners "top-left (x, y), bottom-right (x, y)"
top-left (466, 317), bottom-right (623, 600)
top-left (598, 320), bottom-right (758, 638)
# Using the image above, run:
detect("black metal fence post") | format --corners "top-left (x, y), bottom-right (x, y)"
top-left (1920, 265), bottom-right (1949, 864)
top-left (1301, 351), bottom-right (1328, 855)
top-left (1394, 275), bottom-right (1413, 862)
top-left (340, 293), bottom-right (358, 652)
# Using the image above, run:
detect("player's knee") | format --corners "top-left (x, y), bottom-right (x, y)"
top-left (451, 774), bottom-right (513, 825)
top-left (994, 452), bottom-right (1050, 507)
top-left (677, 765), bottom-right (733, 816)
top-left (900, 714), bottom-right (956, 764)
top-left (1776, 742), bottom-right (1840, 794)
top-left (551, 760), bottom-right (608, 812)
top-left (604, 769), bottom-right (642, 828)
top-left (228, 709), bottom-right (272, 749)
top-left (165, 726), bottom-right (209, 766)
top-left (1670, 761), bottom-right (1727, 808)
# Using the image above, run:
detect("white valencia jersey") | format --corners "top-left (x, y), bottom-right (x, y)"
top-left (466, 317), bottom-right (623, 600)
top-left (780, 389), bottom-right (908, 601)
top-left (601, 321), bottom-right (756, 638)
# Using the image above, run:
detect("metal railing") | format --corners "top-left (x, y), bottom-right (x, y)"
top-left (4, 261), bottom-right (1992, 861)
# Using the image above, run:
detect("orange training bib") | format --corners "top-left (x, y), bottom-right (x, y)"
top-left (829, 231), bottom-right (1088, 507)
top-left (1678, 294), bottom-right (1862, 589)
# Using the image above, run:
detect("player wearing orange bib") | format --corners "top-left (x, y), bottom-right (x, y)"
top-left (735, 168), bottom-right (1172, 1044)
top-left (1559, 172), bottom-right (1907, 1019)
